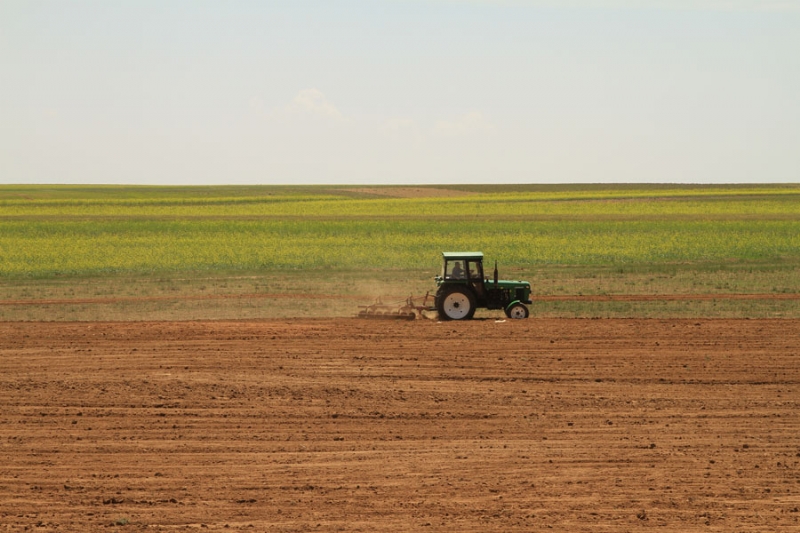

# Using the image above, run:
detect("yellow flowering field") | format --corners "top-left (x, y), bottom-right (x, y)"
top-left (1, 184), bottom-right (799, 278)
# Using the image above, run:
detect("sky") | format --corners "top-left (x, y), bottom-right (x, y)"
top-left (1, 0), bottom-right (798, 185)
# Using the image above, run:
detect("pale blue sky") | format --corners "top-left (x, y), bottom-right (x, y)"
top-left (1, 0), bottom-right (798, 185)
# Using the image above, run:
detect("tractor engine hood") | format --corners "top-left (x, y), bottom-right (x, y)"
top-left (490, 279), bottom-right (530, 289)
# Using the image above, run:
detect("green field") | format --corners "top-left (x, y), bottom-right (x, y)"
top-left (1, 184), bottom-right (799, 320)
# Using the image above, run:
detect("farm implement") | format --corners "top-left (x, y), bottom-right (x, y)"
top-left (357, 293), bottom-right (435, 320)
top-left (357, 251), bottom-right (532, 320)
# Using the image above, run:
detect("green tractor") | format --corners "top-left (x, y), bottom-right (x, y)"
top-left (435, 252), bottom-right (532, 320)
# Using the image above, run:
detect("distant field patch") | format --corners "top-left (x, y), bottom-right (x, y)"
top-left (343, 187), bottom-right (477, 198)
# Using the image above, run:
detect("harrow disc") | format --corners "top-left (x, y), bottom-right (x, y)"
top-left (357, 305), bottom-right (416, 320)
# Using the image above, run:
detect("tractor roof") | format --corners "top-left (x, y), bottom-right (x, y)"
top-left (442, 251), bottom-right (484, 261)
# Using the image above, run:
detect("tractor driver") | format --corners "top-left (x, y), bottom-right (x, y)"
top-left (450, 261), bottom-right (465, 279)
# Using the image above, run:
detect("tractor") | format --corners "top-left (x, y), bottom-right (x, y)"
top-left (435, 251), bottom-right (531, 320)
top-left (357, 251), bottom-right (532, 321)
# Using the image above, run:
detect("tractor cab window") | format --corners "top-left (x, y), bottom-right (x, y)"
top-left (446, 261), bottom-right (466, 280)
top-left (466, 261), bottom-right (483, 281)
top-left (445, 259), bottom-right (484, 280)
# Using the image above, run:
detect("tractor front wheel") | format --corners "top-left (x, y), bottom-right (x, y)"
top-left (437, 287), bottom-right (476, 320)
top-left (505, 302), bottom-right (529, 319)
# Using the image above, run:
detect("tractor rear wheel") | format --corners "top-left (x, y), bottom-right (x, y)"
top-left (505, 302), bottom-right (529, 319)
top-left (437, 287), bottom-right (476, 320)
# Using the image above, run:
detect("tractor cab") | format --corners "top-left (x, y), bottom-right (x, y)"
top-left (442, 252), bottom-right (483, 280)
top-left (435, 252), bottom-right (532, 320)
top-left (440, 251), bottom-right (487, 299)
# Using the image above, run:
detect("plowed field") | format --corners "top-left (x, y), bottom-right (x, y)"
top-left (2, 318), bottom-right (799, 532)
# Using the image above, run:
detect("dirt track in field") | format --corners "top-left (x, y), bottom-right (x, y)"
top-left (2, 318), bottom-right (800, 532)
top-left (2, 292), bottom-right (797, 308)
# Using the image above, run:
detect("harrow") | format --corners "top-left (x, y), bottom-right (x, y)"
top-left (356, 293), bottom-right (435, 320)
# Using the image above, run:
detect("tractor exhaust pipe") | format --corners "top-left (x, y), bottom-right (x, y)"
top-left (493, 261), bottom-right (499, 286)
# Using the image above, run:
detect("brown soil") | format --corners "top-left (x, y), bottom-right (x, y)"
top-left (0, 293), bottom-right (363, 307)
top-left (2, 318), bottom-right (799, 532)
